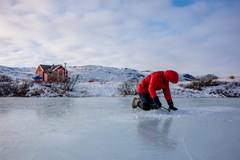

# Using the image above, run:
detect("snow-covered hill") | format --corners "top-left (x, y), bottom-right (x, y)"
top-left (0, 65), bottom-right (35, 80)
top-left (67, 65), bottom-right (145, 97)
top-left (0, 65), bottom-right (240, 97)
top-left (68, 65), bottom-right (145, 82)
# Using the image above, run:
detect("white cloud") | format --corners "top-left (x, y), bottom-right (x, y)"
top-left (0, 0), bottom-right (239, 76)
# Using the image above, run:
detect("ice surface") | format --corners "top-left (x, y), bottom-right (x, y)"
top-left (0, 97), bottom-right (240, 160)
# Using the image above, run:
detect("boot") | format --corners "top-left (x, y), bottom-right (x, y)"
top-left (132, 97), bottom-right (141, 109)
top-left (169, 105), bottom-right (178, 111)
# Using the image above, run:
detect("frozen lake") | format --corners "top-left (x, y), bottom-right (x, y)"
top-left (0, 97), bottom-right (240, 160)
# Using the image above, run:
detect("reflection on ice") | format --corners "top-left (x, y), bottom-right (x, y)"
top-left (137, 118), bottom-right (177, 152)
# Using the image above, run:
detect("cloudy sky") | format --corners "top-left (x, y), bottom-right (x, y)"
top-left (0, 0), bottom-right (239, 76)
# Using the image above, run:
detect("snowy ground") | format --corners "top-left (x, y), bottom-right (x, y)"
top-left (0, 97), bottom-right (240, 160)
top-left (0, 65), bottom-right (240, 97)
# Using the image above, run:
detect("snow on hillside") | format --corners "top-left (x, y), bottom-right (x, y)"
top-left (0, 65), bottom-right (240, 97)
top-left (68, 65), bottom-right (145, 82)
top-left (66, 65), bottom-right (145, 97)
top-left (0, 65), bottom-right (35, 80)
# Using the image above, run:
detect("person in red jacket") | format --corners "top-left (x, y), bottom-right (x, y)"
top-left (132, 70), bottom-right (179, 111)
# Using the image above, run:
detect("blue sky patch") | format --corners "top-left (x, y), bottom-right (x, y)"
top-left (171, 0), bottom-right (196, 7)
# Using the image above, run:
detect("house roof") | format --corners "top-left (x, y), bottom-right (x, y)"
top-left (39, 64), bottom-right (64, 73)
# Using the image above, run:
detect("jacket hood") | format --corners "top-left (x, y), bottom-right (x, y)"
top-left (164, 70), bottom-right (179, 84)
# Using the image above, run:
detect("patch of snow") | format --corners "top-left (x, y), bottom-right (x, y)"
top-left (68, 82), bottom-right (122, 97)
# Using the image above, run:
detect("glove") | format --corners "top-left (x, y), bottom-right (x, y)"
top-left (152, 96), bottom-right (162, 109)
top-left (167, 100), bottom-right (178, 111)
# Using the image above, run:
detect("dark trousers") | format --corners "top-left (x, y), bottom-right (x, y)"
top-left (138, 93), bottom-right (154, 111)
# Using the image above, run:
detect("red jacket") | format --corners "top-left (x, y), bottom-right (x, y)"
top-left (138, 71), bottom-right (172, 101)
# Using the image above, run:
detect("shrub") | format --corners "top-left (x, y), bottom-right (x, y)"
top-left (0, 75), bottom-right (34, 97)
top-left (40, 74), bottom-right (80, 92)
top-left (182, 74), bottom-right (219, 91)
top-left (61, 74), bottom-right (80, 91)
top-left (13, 80), bottom-right (33, 97)
top-left (229, 75), bottom-right (235, 79)
top-left (0, 74), bottom-right (13, 82)
top-left (0, 75), bottom-right (16, 96)
top-left (183, 81), bottom-right (203, 90)
top-left (209, 82), bottom-right (240, 97)
top-left (26, 87), bottom-right (45, 97)
top-left (0, 82), bottom-right (17, 96)
top-left (118, 79), bottom-right (139, 96)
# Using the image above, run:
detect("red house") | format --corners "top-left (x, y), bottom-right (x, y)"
top-left (36, 64), bottom-right (68, 82)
